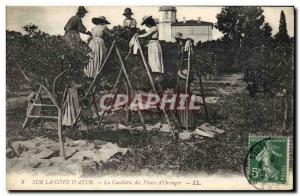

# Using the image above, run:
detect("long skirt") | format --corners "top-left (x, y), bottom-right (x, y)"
top-left (62, 87), bottom-right (80, 126)
top-left (148, 40), bottom-right (164, 73)
top-left (84, 37), bottom-right (107, 78)
top-left (178, 109), bottom-right (195, 129)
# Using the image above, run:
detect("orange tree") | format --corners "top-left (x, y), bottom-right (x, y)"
top-left (7, 24), bottom-right (90, 159)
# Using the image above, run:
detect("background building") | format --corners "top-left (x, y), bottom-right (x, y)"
top-left (158, 6), bottom-right (214, 44)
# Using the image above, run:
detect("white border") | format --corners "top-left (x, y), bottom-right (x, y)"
top-left (0, 0), bottom-right (298, 6)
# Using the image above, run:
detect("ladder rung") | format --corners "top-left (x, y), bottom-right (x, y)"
top-left (28, 116), bottom-right (58, 119)
top-left (40, 95), bottom-right (51, 98)
top-left (41, 91), bottom-right (63, 95)
top-left (32, 104), bottom-right (56, 107)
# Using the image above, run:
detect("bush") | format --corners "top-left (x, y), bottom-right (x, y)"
top-left (84, 26), bottom-right (151, 91)
top-left (6, 31), bottom-right (26, 93)
top-left (196, 39), bottom-right (241, 74)
top-left (7, 25), bottom-right (90, 101)
top-left (210, 93), bottom-right (284, 133)
top-left (239, 42), bottom-right (294, 96)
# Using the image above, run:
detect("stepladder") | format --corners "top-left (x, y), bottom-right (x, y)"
top-left (98, 38), bottom-right (182, 138)
top-left (178, 40), bottom-right (210, 128)
top-left (22, 86), bottom-right (60, 128)
top-left (70, 40), bottom-right (147, 132)
top-left (70, 38), bottom-right (184, 139)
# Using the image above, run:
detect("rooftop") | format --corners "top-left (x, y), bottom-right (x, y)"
top-left (172, 20), bottom-right (214, 27)
top-left (159, 6), bottom-right (177, 12)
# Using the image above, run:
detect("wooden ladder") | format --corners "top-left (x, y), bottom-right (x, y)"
top-left (22, 86), bottom-right (58, 128)
top-left (179, 45), bottom-right (210, 125)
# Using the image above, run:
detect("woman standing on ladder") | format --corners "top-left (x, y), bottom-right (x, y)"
top-left (134, 15), bottom-right (179, 137)
top-left (83, 16), bottom-right (113, 123)
top-left (136, 16), bottom-right (164, 83)
top-left (85, 16), bottom-right (113, 78)
top-left (64, 15), bottom-right (112, 134)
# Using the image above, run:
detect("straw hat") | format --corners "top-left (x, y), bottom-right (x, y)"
top-left (174, 32), bottom-right (183, 39)
top-left (123, 8), bottom-right (134, 16)
top-left (92, 16), bottom-right (111, 25)
top-left (77, 6), bottom-right (88, 14)
top-left (177, 69), bottom-right (189, 80)
top-left (141, 15), bottom-right (153, 25)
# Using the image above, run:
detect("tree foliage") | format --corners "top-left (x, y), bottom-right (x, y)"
top-left (216, 7), bottom-right (266, 47)
top-left (215, 7), bottom-right (293, 94)
top-left (262, 23), bottom-right (273, 42)
top-left (7, 24), bottom-right (90, 99)
top-left (240, 44), bottom-right (293, 95)
top-left (275, 10), bottom-right (289, 43)
top-left (215, 7), bottom-right (245, 42)
top-left (215, 7), bottom-right (268, 69)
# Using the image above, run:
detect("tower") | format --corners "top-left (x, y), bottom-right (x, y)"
top-left (158, 6), bottom-right (177, 42)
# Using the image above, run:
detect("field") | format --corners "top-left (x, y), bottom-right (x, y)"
top-left (6, 89), bottom-right (293, 176)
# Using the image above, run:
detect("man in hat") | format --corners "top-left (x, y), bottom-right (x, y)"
top-left (64, 6), bottom-right (92, 45)
top-left (176, 68), bottom-right (195, 129)
top-left (174, 32), bottom-right (194, 54)
top-left (174, 32), bottom-right (195, 129)
top-left (122, 8), bottom-right (137, 29)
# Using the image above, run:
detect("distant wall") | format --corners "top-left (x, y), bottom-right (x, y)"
top-left (171, 25), bottom-right (213, 44)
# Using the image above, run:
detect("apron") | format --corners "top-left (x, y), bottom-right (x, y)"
top-left (148, 40), bottom-right (164, 73)
top-left (62, 86), bottom-right (80, 126)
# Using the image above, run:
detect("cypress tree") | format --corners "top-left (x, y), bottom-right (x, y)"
top-left (275, 10), bottom-right (289, 42)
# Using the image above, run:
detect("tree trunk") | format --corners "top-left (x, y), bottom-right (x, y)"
top-left (125, 82), bottom-right (131, 122)
top-left (19, 68), bottom-right (67, 159)
top-left (289, 96), bottom-right (293, 129)
top-left (57, 108), bottom-right (66, 159)
top-left (282, 95), bottom-right (288, 131)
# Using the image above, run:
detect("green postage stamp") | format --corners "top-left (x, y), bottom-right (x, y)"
top-left (247, 136), bottom-right (289, 184)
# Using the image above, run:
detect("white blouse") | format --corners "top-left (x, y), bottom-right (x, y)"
top-left (123, 18), bottom-right (137, 28)
top-left (138, 26), bottom-right (159, 39)
top-left (91, 25), bottom-right (110, 38)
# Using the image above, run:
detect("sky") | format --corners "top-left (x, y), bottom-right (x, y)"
top-left (6, 6), bottom-right (294, 40)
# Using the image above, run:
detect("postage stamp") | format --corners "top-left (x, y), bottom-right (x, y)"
top-left (246, 136), bottom-right (289, 186)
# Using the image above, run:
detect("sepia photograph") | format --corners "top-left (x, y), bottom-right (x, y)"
top-left (5, 4), bottom-right (295, 191)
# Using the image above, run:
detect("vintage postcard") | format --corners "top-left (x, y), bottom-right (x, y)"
top-left (6, 5), bottom-right (295, 191)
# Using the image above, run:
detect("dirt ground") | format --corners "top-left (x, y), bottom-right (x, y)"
top-left (6, 107), bottom-right (251, 176)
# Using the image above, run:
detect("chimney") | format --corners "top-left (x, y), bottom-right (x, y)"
top-left (198, 17), bottom-right (201, 23)
top-left (183, 17), bottom-right (186, 23)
